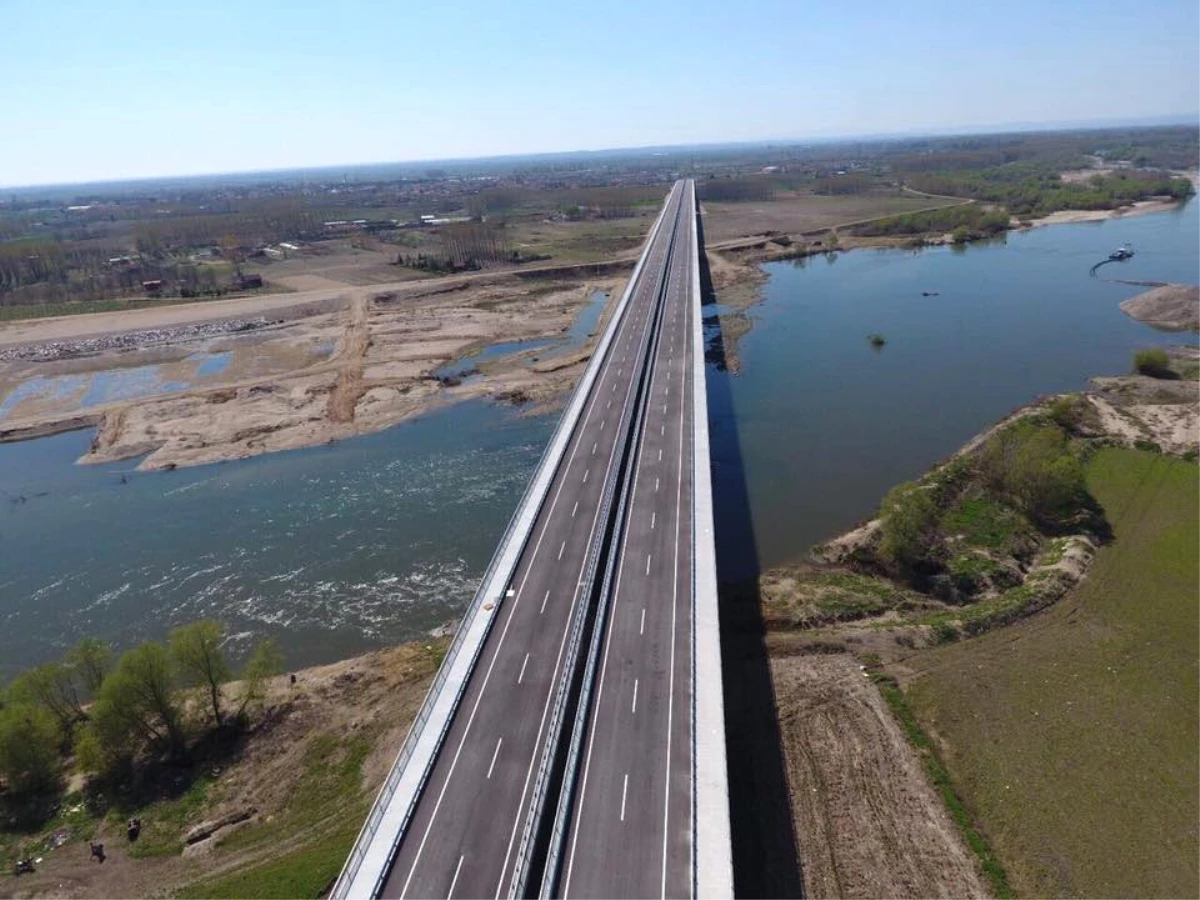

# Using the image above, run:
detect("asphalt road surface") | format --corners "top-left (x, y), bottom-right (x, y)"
top-left (558, 181), bottom-right (696, 900)
top-left (379, 182), bottom-right (689, 900)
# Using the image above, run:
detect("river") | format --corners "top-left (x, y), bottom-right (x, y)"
top-left (1, 203), bottom-right (1196, 676)
top-left (710, 199), bottom-right (1199, 578)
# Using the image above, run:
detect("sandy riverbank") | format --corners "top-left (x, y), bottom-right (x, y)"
top-left (1119, 283), bottom-right (1200, 331)
top-left (1020, 196), bottom-right (1186, 228)
top-left (0, 272), bottom-right (623, 470)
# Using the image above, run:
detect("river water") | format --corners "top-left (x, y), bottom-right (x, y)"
top-left (710, 200), bottom-right (1199, 578)
top-left (1, 204), bottom-right (1196, 676)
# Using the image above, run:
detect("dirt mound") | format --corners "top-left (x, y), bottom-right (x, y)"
top-left (1119, 284), bottom-right (1199, 331)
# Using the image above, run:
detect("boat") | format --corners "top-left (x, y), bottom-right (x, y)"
top-left (1109, 244), bottom-right (1135, 261)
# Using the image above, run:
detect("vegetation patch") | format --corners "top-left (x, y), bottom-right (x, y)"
top-left (851, 204), bottom-right (1008, 240)
top-left (1133, 347), bottom-right (1173, 378)
top-left (175, 821), bottom-right (360, 899)
top-left (869, 671), bottom-right (1013, 899)
top-left (901, 164), bottom-right (1193, 217)
top-left (941, 495), bottom-right (1027, 550)
top-left (901, 448), bottom-right (1199, 897)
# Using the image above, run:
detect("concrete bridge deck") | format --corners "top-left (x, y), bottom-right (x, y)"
top-left (334, 180), bottom-right (729, 900)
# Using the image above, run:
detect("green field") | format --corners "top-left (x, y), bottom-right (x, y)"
top-left (901, 448), bottom-right (1198, 897)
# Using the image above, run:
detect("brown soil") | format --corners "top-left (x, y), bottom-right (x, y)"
top-left (772, 653), bottom-right (988, 899)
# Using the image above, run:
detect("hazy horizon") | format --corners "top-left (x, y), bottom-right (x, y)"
top-left (4, 0), bottom-right (1198, 188)
top-left (3, 113), bottom-right (1198, 193)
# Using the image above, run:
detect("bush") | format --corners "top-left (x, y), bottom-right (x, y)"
top-left (1048, 395), bottom-right (1086, 431)
top-left (879, 481), bottom-right (939, 567)
top-left (980, 424), bottom-right (1086, 523)
top-left (1133, 347), bottom-right (1172, 378)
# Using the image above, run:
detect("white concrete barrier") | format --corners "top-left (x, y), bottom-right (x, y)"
top-left (688, 179), bottom-right (734, 898)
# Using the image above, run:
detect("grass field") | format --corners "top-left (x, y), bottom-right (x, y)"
top-left (701, 191), bottom-right (968, 244)
top-left (507, 213), bottom-right (654, 264)
top-left (900, 448), bottom-right (1198, 898)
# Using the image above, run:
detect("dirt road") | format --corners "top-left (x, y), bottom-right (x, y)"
top-left (327, 296), bottom-right (371, 423)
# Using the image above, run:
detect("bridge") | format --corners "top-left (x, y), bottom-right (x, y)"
top-left (334, 180), bottom-right (731, 899)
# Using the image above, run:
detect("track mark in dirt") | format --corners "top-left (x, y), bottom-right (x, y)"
top-left (773, 653), bottom-right (989, 900)
top-left (326, 296), bottom-right (371, 423)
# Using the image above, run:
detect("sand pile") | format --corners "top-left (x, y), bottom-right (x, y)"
top-left (1119, 284), bottom-right (1199, 331)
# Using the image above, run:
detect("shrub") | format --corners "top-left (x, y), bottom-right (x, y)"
top-left (879, 481), bottom-right (939, 567)
top-left (1133, 347), bottom-right (1172, 378)
top-left (980, 424), bottom-right (1086, 524)
top-left (1048, 395), bottom-right (1086, 431)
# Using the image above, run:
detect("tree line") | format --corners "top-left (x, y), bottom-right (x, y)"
top-left (0, 622), bottom-right (281, 811)
top-left (900, 165), bottom-right (1194, 218)
top-left (851, 204), bottom-right (1010, 240)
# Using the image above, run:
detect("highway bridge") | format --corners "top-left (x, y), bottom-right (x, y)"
top-left (334, 180), bottom-right (731, 899)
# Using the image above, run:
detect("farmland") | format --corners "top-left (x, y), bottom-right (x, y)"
top-left (902, 448), bottom-right (1199, 898)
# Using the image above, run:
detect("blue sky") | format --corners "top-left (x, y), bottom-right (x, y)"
top-left (2, 0), bottom-right (1197, 186)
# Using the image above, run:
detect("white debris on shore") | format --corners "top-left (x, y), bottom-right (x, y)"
top-left (0, 318), bottom-right (280, 363)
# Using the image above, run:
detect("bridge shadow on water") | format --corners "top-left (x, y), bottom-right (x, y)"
top-left (697, 212), bottom-right (805, 899)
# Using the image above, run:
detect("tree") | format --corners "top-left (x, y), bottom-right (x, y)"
top-left (0, 702), bottom-right (61, 796)
top-left (170, 620), bottom-right (231, 728)
top-left (90, 643), bottom-right (185, 760)
top-left (11, 662), bottom-right (84, 740)
top-left (66, 637), bottom-right (111, 695)
top-left (981, 424), bottom-right (1085, 523)
top-left (235, 639), bottom-right (284, 725)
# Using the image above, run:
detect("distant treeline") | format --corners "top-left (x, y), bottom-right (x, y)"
top-left (696, 172), bottom-right (811, 202)
top-left (852, 204), bottom-right (1010, 240)
top-left (811, 172), bottom-right (874, 195)
top-left (0, 240), bottom-right (244, 306)
top-left (466, 184), bottom-right (667, 220)
top-left (0, 622), bottom-right (281, 815)
top-left (901, 167), bottom-right (1194, 217)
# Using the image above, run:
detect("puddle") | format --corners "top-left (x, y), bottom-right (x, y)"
top-left (191, 350), bottom-right (233, 377)
top-left (435, 339), bottom-right (550, 381)
top-left (434, 289), bottom-right (612, 382)
top-left (0, 375), bottom-right (89, 421)
top-left (1, 349), bottom-right (238, 423)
